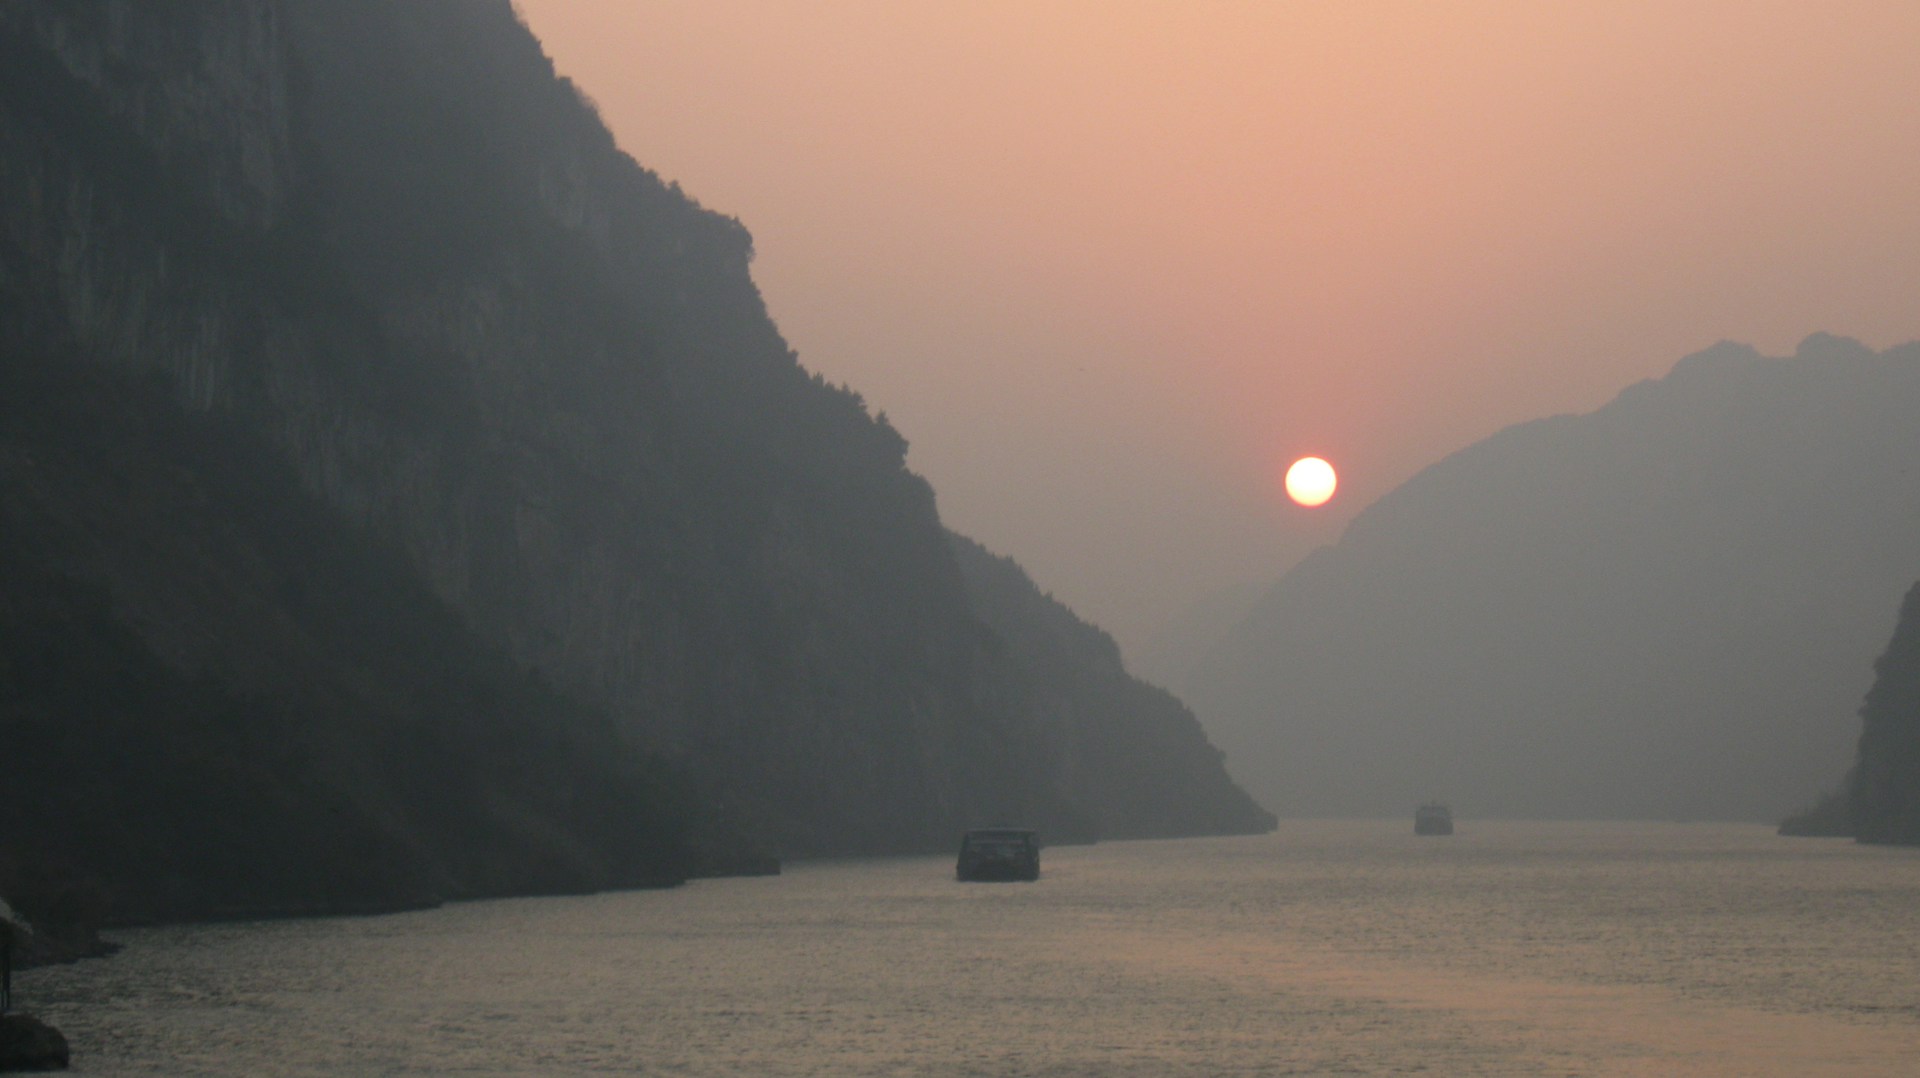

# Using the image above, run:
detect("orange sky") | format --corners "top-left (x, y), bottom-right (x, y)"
top-left (513, 0), bottom-right (1920, 660)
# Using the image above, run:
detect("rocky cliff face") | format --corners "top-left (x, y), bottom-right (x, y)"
top-left (0, 0), bottom-right (1266, 915)
top-left (1849, 583), bottom-right (1920, 844)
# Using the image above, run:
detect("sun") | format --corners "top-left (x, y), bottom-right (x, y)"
top-left (1285, 457), bottom-right (1337, 507)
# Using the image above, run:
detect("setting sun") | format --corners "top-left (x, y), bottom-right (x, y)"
top-left (1285, 457), bottom-right (1337, 507)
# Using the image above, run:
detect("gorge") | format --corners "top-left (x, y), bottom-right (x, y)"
top-left (0, 0), bottom-right (1270, 928)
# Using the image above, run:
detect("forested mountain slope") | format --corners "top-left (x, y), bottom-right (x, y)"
top-left (948, 534), bottom-right (1275, 839)
top-left (0, 346), bottom-right (706, 921)
top-left (0, 0), bottom-right (1267, 920)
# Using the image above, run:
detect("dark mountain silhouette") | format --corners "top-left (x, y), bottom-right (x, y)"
top-left (0, 350), bottom-right (711, 923)
top-left (1187, 335), bottom-right (1920, 821)
top-left (0, 0), bottom-right (1268, 921)
top-left (1798, 582), bottom-right (1920, 843)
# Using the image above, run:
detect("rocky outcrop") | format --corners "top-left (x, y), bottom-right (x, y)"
top-left (0, 1014), bottom-right (69, 1072)
top-left (1777, 788), bottom-right (1852, 837)
top-left (1848, 583), bottom-right (1920, 844)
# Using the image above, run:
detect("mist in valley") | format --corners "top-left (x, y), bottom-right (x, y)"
top-left (513, 1), bottom-right (1920, 831)
top-left (10, 3), bottom-right (1920, 1073)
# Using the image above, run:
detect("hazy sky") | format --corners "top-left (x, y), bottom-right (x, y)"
top-left (513, 0), bottom-right (1920, 659)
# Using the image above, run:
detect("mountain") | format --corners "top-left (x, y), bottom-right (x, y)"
top-left (1783, 579), bottom-right (1920, 843)
top-left (948, 535), bottom-right (1274, 838)
top-left (0, 0), bottom-right (1270, 920)
top-left (1840, 582), bottom-right (1920, 843)
top-left (0, 351), bottom-right (708, 921)
top-left (1187, 335), bottom-right (1920, 821)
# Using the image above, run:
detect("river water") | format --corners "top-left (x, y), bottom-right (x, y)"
top-left (20, 822), bottom-right (1920, 1075)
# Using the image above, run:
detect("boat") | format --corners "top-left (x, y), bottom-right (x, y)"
top-left (1414, 803), bottom-right (1454, 836)
top-left (955, 828), bottom-right (1040, 881)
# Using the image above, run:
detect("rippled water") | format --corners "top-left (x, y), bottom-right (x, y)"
top-left (22, 822), bottom-right (1920, 1075)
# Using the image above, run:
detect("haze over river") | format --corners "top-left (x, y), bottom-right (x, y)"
top-left (25, 822), bottom-right (1920, 1075)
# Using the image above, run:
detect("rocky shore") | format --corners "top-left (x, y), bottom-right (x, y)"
top-left (0, 1014), bottom-right (68, 1072)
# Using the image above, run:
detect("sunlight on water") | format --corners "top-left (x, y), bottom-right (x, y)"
top-left (24, 822), bottom-right (1920, 1075)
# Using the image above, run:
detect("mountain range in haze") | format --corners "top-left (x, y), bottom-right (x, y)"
top-left (0, 0), bottom-right (1269, 927)
top-left (1185, 334), bottom-right (1920, 823)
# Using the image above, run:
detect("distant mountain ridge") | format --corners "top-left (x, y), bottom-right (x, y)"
top-left (0, 0), bottom-right (1268, 921)
top-left (1188, 334), bottom-right (1920, 821)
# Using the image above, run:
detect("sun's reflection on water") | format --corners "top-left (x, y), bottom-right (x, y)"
top-left (25, 821), bottom-right (1920, 1076)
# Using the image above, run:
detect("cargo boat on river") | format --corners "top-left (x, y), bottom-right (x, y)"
top-left (1415, 803), bottom-right (1454, 836)
top-left (956, 828), bottom-right (1040, 881)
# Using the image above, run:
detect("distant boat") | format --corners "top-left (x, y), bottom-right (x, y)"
top-left (1414, 803), bottom-right (1454, 836)
top-left (956, 828), bottom-right (1040, 881)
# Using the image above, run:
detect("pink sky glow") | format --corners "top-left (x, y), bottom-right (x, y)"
top-left (513, 0), bottom-right (1920, 659)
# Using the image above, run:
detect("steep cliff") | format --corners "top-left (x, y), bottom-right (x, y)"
top-left (1848, 583), bottom-right (1920, 844)
top-left (0, 331), bottom-right (706, 919)
top-left (1189, 336), bottom-right (1920, 821)
top-left (0, 0), bottom-right (1265, 916)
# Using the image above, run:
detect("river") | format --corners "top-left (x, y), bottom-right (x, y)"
top-left (20, 821), bottom-right (1920, 1075)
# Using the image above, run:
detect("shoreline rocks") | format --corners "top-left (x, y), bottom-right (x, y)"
top-left (0, 1013), bottom-right (68, 1072)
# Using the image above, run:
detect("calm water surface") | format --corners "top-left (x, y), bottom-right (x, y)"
top-left (23, 822), bottom-right (1920, 1076)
